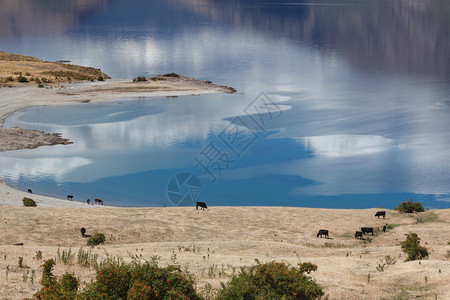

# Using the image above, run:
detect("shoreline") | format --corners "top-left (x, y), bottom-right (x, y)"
top-left (0, 76), bottom-right (235, 207)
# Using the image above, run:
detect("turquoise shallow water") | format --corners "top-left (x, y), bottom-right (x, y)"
top-left (0, 0), bottom-right (449, 208)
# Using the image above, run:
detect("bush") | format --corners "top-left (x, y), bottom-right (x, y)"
top-left (394, 198), bottom-right (425, 213)
top-left (163, 72), bottom-right (180, 78)
top-left (80, 258), bottom-right (201, 299)
top-left (401, 232), bottom-right (429, 261)
top-left (87, 233), bottom-right (106, 246)
top-left (33, 259), bottom-right (79, 299)
top-left (97, 76), bottom-right (104, 81)
top-left (217, 260), bottom-right (324, 300)
top-left (133, 76), bottom-right (147, 82)
top-left (127, 281), bottom-right (157, 299)
top-left (17, 75), bottom-right (28, 83)
top-left (23, 197), bottom-right (37, 207)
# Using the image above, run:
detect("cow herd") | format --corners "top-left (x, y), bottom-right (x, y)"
top-left (317, 210), bottom-right (387, 240)
top-left (26, 188), bottom-right (104, 205)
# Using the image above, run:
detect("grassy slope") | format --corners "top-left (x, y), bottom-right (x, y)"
top-left (0, 206), bottom-right (449, 299)
top-left (0, 51), bottom-right (109, 86)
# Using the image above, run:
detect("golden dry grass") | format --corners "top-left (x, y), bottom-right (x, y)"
top-left (0, 51), bottom-right (108, 87)
top-left (0, 206), bottom-right (449, 299)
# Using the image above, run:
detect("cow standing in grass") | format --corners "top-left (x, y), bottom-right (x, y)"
top-left (355, 231), bottom-right (363, 239)
top-left (196, 202), bottom-right (207, 210)
top-left (374, 211), bottom-right (386, 218)
top-left (316, 229), bottom-right (329, 238)
top-left (360, 227), bottom-right (374, 235)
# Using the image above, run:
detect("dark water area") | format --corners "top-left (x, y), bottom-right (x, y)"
top-left (1, 0), bottom-right (450, 208)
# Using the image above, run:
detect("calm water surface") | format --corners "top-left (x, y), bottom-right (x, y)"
top-left (1, 0), bottom-right (449, 208)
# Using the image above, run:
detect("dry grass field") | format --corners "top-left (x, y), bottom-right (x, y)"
top-left (0, 206), bottom-right (449, 299)
top-left (0, 51), bottom-right (109, 87)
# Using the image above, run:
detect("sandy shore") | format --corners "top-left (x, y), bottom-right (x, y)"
top-left (0, 206), bottom-right (449, 299)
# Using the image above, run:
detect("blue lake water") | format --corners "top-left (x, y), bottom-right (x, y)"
top-left (0, 0), bottom-right (449, 208)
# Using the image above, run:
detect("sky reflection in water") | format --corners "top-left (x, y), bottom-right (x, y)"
top-left (0, 0), bottom-right (449, 208)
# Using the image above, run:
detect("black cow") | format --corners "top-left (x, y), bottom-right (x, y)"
top-left (354, 231), bottom-right (363, 239)
top-left (374, 211), bottom-right (386, 218)
top-left (27, 189), bottom-right (33, 194)
top-left (360, 227), bottom-right (374, 235)
top-left (316, 229), bottom-right (329, 238)
top-left (87, 199), bottom-right (91, 205)
top-left (196, 202), bottom-right (207, 210)
top-left (67, 195), bottom-right (74, 200)
top-left (80, 227), bottom-right (86, 237)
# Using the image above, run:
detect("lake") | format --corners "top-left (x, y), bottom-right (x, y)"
top-left (1, 0), bottom-right (449, 208)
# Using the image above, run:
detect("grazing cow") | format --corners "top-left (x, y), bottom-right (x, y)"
top-left (196, 201), bottom-right (207, 210)
top-left (80, 227), bottom-right (86, 237)
top-left (360, 227), bottom-right (374, 235)
top-left (374, 211), bottom-right (386, 218)
top-left (94, 199), bottom-right (103, 205)
top-left (67, 195), bottom-right (73, 200)
top-left (355, 231), bottom-right (363, 239)
top-left (316, 229), bottom-right (329, 238)
top-left (27, 189), bottom-right (32, 194)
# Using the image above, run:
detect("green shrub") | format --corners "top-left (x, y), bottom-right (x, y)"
top-left (22, 197), bottom-right (37, 207)
top-left (127, 281), bottom-right (157, 299)
top-left (133, 76), bottom-right (147, 82)
top-left (59, 273), bottom-right (79, 293)
top-left (33, 259), bottom-right (79, 299)
top-left (17, 75), bottom-right (28, 83)
top-left (97, 76), bottom-right (104, 81)
top-left (217, 260), bottom-right (324, 300)
top-left (87, 233), bottom-right (106, 246)
top-left (163, 72), bottom-right (180, 78)
top-left (401, 232), bottom-right (429, 261)
top-left (394, 198), bottom-right (425, 213)
top-left (80, 258), bottom-right (201, 299)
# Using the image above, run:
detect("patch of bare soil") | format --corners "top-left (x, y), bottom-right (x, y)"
top-left (0, 127), bottom-right (72, 152)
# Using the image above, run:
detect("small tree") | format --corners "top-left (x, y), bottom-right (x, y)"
top-left (394, 198), bottom-right (425, 213)
top-left (401, 232), bottom-right (429, 261)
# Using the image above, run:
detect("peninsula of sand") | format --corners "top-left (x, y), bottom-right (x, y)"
top-left (0, 53), bottom-right (449, 299)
